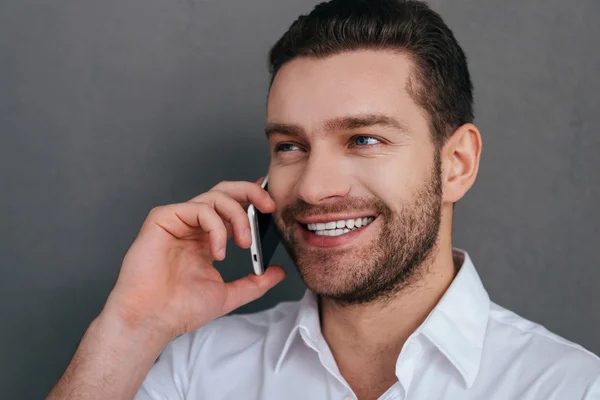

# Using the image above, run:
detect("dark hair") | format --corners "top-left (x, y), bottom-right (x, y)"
top-left (268, 0), bottom-right (474, 148)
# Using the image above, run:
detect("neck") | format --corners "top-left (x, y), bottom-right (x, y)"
top-left (319, 243), bottom-right (458, 396)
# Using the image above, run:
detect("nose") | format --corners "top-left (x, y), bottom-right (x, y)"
top-left (293, 150), bottom-right (350, 205)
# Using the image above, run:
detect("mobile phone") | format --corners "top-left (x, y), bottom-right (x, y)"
top-left (247, 176), bottom-right (281, 275)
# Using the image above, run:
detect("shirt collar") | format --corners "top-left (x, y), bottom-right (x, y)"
top-left (274, 248), bottom-right (490, 388)
top-left (419, 248), bottom-right (490, 387)
top-left (274, 287), bottom-right (321, 373)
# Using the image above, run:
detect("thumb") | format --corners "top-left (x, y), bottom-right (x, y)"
top-left (222, 265), bottom-right (286, 314)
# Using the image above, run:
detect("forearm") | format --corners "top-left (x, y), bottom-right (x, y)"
top-left (47, 312), bottom-right (169, 400)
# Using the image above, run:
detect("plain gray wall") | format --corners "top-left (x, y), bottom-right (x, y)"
top-left (1, 0), bottom-right (598, 398)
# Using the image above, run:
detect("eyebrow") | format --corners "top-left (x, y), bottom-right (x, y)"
top-left (264, 113), bottom-right (410, 139)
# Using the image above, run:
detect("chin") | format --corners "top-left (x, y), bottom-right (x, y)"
top-left (294, 252), bottom-right (376, 298)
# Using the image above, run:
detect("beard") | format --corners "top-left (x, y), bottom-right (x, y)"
top-left (274, 154), bottom-right (443, 305)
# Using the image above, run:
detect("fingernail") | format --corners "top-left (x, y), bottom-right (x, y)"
top-left (244, 228), bottom-right (252, 243)
top-left (218, 248), bottom-right (226, 259)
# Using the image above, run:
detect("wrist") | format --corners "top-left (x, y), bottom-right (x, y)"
top-left (94, 308), bottom-right (172, 356)
top-left (47, 308), bottom-right (171, 400)
top-left (100, 291), bottom-right (177, 341)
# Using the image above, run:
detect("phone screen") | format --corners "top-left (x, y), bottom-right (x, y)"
top-left (256, 183), bottom-right (281, 267)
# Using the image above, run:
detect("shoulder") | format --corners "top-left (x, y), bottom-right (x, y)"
top-left (481, 302), bottom-right (600, 396)
top-left (487, 301), bottom-right (599, 365)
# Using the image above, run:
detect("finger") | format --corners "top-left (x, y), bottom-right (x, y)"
top-left (190, 191), bottom-right (252, 249)
top-left (223, 220), bottom-right (234, 238)
top-left (221, 265), bottom-right (286, 314)
top-left (190, 181), bottom-right (275, 214)
top-left (212, 181), bottom-right (275, 214)
top-left (147, 203), bottom-right (228, 260)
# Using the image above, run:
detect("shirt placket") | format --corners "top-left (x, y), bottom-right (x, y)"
top-left (383, 336), bottom-right (424, 400)
top-left (299, 327), bottom-right (360, 400)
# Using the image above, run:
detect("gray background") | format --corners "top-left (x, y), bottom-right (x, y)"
top-left (1, 0), bottom-right (598, 398)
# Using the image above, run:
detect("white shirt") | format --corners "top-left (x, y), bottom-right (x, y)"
top-left (135, 249), bottom-right (600, 399)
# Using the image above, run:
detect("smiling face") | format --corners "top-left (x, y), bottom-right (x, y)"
top-left (266, 49), bottom-right (444, 304)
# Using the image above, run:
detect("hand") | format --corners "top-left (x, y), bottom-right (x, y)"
top-left (101, 179), bottom-right (286, 341)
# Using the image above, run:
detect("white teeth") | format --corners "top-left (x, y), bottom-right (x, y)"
top-left (306, 216), bottom-right (375, 235)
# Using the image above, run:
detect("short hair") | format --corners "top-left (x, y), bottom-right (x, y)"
top-left (268, 0), bottom-right (474, 148)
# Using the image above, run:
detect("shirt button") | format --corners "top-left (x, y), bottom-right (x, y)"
top-left (344, 395), bottom-right (354, 400)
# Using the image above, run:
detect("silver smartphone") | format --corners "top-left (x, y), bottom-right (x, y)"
top-left (247, 176), bottom-right (281, 275)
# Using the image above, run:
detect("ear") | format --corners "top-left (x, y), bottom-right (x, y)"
top-left (441, 123), bottom-right (482, 203)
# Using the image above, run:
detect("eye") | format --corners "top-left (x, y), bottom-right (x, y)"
top-left (352, 136), bottom-right (381, 146)
top-left (275, 143), bottom-right (302, 152)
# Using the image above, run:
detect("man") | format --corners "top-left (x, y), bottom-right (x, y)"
top-left (48, 0), bottom-right (600, 399)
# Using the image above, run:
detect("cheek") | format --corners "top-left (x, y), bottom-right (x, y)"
top-left (355, 155), bottom-right (407, 186)
top-left (267, 168), bottom-right (298, 208)
top-left (354, 155), bottom-right (425, 210)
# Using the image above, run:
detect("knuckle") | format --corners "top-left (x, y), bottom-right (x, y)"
top-left (194, 202), bottom-right (210, 210)
top-left (208, 189), bottom-right (228, 200)
top-left (148, 205), bottom-right (166, 217)
top-left (188, 193), bottom-right (207, 203)
top-left (213, 190), bottom-right (243, 209)
top-left (210, 225), bottom-right (227, 240)
top-left (211, 180), bottom-right (232, 190)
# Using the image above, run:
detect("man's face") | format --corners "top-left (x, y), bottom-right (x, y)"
top-left (266, 50), bottom-right (443, 304)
